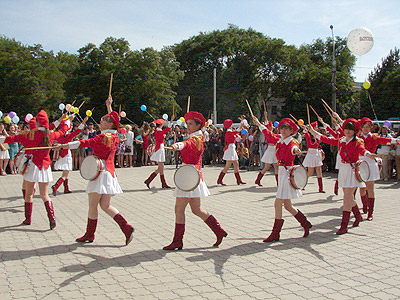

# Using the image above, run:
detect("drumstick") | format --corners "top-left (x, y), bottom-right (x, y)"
top-left (263, 99), bottom-right (267, 112)
top-left (309, 105), bottom-right (321, 119)
top-left (187, 96), bottom-right (190, 113)
top-left (108, 73), bottom-right (113, 97)
top-left (77, 100), bottom-right (85, 110)
top-left (172, 102), bottom-right (175, 117)
top-left (71, 100), bottom-right (76, 107)
top-left (322, 102), bottom-right (334, 119)
top-left (245, 99), bottom-right (254, 118)
top-left (119, 104), bottom-right (121, 115)
top-left (24, 146), bottom-right (57, 151)
top-left (289, 114), bottom-right (299, 123)
top-left (307, 103), bottom-right (311, 125)
top-left (321, 98), bottom-right (335, 114)
top-left (164, 146), bottom-right (175, 150)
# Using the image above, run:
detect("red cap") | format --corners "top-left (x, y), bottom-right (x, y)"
top-left (36, 110), bottom-right (49, 129)
top-left (107, 111), bottom-right (120, 130)
top-left (184, 111), bottom-right (206, 127)
top-left (359, 117), bottom-right (373, 128)
top-left (154, 119), bottom-right (165, 125)
top-left (278, 118), bottom-right (298, 135)
top-left (343, 118), bottom-right (360, 132)
top-left (29, 117), bottom-right (37, 129)
top-left (223, 119), bottom-right (233, 129)
top-left (311, 121), bottom-right (318, 128)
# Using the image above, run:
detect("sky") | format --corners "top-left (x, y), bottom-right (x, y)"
top-left (1, 0), bottom-right (399, 82)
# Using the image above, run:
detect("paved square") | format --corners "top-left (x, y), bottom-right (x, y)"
top-left (1, 166), bottom-right (400, 299)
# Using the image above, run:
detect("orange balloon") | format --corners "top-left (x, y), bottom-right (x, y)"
top-left (298, 119), bottom-right (304, 125)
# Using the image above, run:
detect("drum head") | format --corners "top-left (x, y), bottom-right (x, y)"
top-left (291, 166), bottom-right (308, 189)
top-left (80, 155), bottom-right (101, 180)
top-left (358, 161), bottom-right (370, 182)
top-left (174, 165), bottom-right (200, 192)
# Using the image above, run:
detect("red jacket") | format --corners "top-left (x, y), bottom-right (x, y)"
top-left (180, 133), bottom-right (204, 171)
top-left (224, 129), bottom-right (239, 150)
top-left (5, 129), bottom-right (66, 170)
top-left (154, 126), bottom-right (171, 151)
top-left (319, 135), bottom-right (368, 164)
top-left (305, 132), bottom-right (320, 149)
top-left (275, 136), bottom-right (299, 167)
top-left (55, 126), bottom-right (83, 158)
top-left (358, 132), bottom-right (393, 153)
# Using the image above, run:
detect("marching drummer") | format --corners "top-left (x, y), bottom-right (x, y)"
top-left (51, 115), bottom-right (88, 196)
top-left (252, 115), bottom-right (312, 242)
top-left (57, 97), bottom-right (134, 245)
top-left (307, 118), bottom-right (376, 235)
top-left (144, 115), bottom-right (175, 189)
top-left (163, 111), bottom-right (227, 250)
top-left (217, 119), bottom-right (246, 185)
top-left (0, 110), bottom-right (68, 229)
top-left (358, 117), bottom-right (400, 220)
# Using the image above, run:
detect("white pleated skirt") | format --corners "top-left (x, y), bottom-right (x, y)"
top-left (24, 162), bottom-right (53, 183)
top-left (223, 144), bottom-right (238, 161)
top-left (261, 145), bottom-right (278, 164)
top-left (303, 148), bottom-right (323, 168)
top-left (276, 166), bottom-right (302, 199)
top-left (86, 160), bottom-right (123, 195)
top-left (150, 145), bottom-right (165, 162)
top-left (54, 151), bottom-right (73, 171)
top-left (335, 152), bottom-right (343, 169)
top-left (338, 163), bottom-right (366, 188)
top-left (174, 179), bottom-right (210, 198)
top-left (360, 155), bottom-right (381, 182)
top-left (0, 150), bottom-right (10, 159)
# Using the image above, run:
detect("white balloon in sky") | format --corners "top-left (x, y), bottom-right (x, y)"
top-left (347, 27), bottom-right (374, 56)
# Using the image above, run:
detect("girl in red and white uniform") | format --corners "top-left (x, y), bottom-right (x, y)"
top-left (58, 97), bottom-right (134, 245)
top-left (253, 115), bottom-right (312, 242)
top-left (0, 110), bottom-right (67, 229)
top-left (255, 112), bottom-right (279, 186)
top-left (308, 118), bottom-right (376, 235)
top-left (144, 116), bottom-right (174, 188)
top-left (217, 119), bottom-right (245, 185)
top-left (358, 117), bottom-right (399, 220)
top-left (302, 121), bottom-right (325, 193)
top-left (51, 116), bottom-right (87, 196)
top-left (163, 111), bottom-right (227, 250)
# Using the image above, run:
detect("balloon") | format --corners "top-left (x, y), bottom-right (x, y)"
top-left (363, 81), bottom-right (371, 89)
top-left (74, 108), bottom-right (79, 114)
top-left (235, 137), bottom-right (241, 143)
top-left (140, 105), bottom-right (147, 111)
top-left (65, 104), bottom-right (72, 111)
top-left (12, 116), bottom-right (20, 124)
top-left (347, 27), bottom-right (374, 56)
top-left (8, 111), bottom-right (16, 119)
top-left (241, 129), bottom-right (248, 135)
top-left (176, 119), bottom-right (182, 126)
top-left (248, 135), bottom-right (254, 142)
top-left (58, 103), bottom-right (65, 111)
top-left (179, 117), bottom-right (185, 122)
top-left (25, 113), bottom-right (33, 122)
top-left (120, 111), bottom-right (126, 118)
top-left (4, 116), bottom-right (11, 124)
top-left (273, 121), bottom-right (279, 128)
top-left (86, 110), bottom-right (92, 117)
top-left (120, 128), bottom-right (126, 134)
top-left (298, 119), bottom-right (304, 125)
top-left (63, 116), bottom-right (69, 121)
top-left (384, 121), bottom-right (391, 128)
top-left (162, 113), bottom-right (168, 120)
top-left (0, 111), bottom-right (2, 118)
top-left (207, 119), bottom-right (212, 125)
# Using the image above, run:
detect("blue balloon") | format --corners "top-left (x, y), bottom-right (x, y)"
top-left (241, 129), bottom-right (248, 135)
top-left (140, 105), bottom-right (147, 111)
top-left (59, 103), bottom-right (65, 111)
top-left (176, 119), bottom-right (182, 126)
top-left (273, 121), bottom-right (279, 128)
top-left (12, 116), bottom-right (20, 124)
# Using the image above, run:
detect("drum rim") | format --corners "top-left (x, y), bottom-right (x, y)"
top-left (174, 165), bottom-right (201, 192)
top-left (80, 155), bottom-right (102, 181)
top-left (289, 165), bottom-right (308, 190)
top-left (355, 160), bottom-right (370, 182)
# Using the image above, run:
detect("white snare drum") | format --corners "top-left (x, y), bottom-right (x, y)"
top-left (14, 149), bottom-right (31, 175)
top-left (174, 165), bottom-right (201, 192)
top-left (289, 165), bottom-right (308, 190)
top-left (80, 155), bottom-right (102, 181)
top-left (147, 144), bottom-right (155, 157)
top-left (375, 157), bottom-right (382, 172)
top-left (354, 160), bottom-right (370, 182)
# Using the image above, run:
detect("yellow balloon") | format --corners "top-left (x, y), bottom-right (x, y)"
top-left (363, 81), bottom-right (371, 89)
top-left (86, 110), bottom-right (92, 117)
top-left (179, 117), bottom-right (185, 122)
top-left (74, 108), bottom-right (79, 114)
top-left (4, 116), bottom-right (11, 124)
top-left (63, 115), bottom-right (69, 121)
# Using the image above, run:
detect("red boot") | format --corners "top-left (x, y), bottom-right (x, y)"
top-left (234, 172), bottom-right (246, 185)
top-left (217, 171), bottom-right (226, 186)
top-left (275, 174), bottom-right (279, 186)
top-left (22, 202), bottom-right (33, 225)
top-left (205, 215), bottom-right (228, 247)
top-left (163, 223), bottom-right (185, 250)
top-left (76, 218), bottom-right (97, 243)
top-left (360, 193), bottom-right (368, 214)
top-left (63, 179), bottom-right (72, 194)
top-left (294, 210), bottom-right (312, 237)
top-left (263, 219), bottom-right (284, 242)
top-left (144, 172), bottom-right (157, 189)
top-left (336, 211), bottom-right (350, 235)
top-left (44, 201), bottom-right (56, 230)
top-left (367, 197), bottom-right (375, 221)
top-left (351, 205), bottom-right (363, 227)
top-left (51, 177), bottom-right (64, 196)
top-left (334, 180), bottom-right (338, 195)
top-left (113, 213), bottom-right (134, 245)
top-left (255, 172), bottom-right (264, 186)
top-left (160, 174), bottom-right (171, 189)
top-left (317, 177), bottom-right (325, 193)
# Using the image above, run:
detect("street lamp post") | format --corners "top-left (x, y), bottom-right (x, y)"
top-left (330, 25), bottom-right (337, 112)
